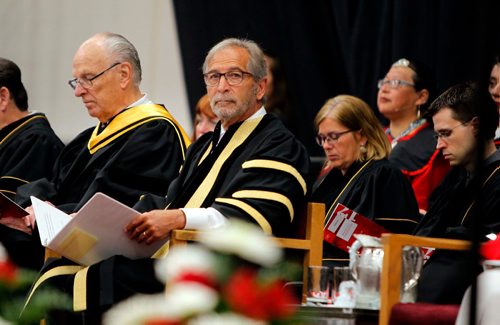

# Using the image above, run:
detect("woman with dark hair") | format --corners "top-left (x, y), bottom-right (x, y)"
top-left (377, 58), bottom-right (450, 213)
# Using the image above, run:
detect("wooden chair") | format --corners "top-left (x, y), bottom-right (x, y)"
top-left (170, 202), bottom-right (325, 303)
top-left (379, 233), bottom-right (471, 325)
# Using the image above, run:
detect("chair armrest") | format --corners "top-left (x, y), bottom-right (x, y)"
top-left (379, 234), bottom-right (470, 325)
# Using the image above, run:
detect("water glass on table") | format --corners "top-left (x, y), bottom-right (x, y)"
top-left (306, 265), bottom-right (331, 304)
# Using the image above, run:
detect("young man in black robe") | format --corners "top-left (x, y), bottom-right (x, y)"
top-left (0, 57), bottom-right (64, 269)
top-left (26, 38), bottom-right (310, 324)
top-left (415, 82), bottom-right (500, 304)
top-left (0, 33), bottom-right (190, 270)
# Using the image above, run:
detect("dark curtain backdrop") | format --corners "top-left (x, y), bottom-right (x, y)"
top-left (173, 0), bottom-right (500, 156)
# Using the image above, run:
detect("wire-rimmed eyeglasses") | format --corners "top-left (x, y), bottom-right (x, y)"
top-left (68, 62), bottom-right (121, 90)
top-left (315, 130), bottom-right (354, 146)
top-left (203, 70), bottom-right (253, 87)
top-left (434, 120), bottom-right (470, 140)
top-left (377, 79), bottom-right (415, 89)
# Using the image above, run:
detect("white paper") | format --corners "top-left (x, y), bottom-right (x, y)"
top-left (31, 192), bottom-right (169, 266)
top-left (31, 197), bottom-right (71, 246)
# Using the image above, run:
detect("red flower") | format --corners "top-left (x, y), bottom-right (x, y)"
top-left (223, 268), bottom-right (298, 320)
top-left (145, 319), bottom-right (181, 325)
top-left (0, 259), bottom-right (17, 284)
top-left (481, 235), bottom-right (500, 260)
top-left (175, 271), bottom-right (217, 289)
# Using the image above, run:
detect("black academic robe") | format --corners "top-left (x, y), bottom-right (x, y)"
top-left (3, 104), bottom-right (189, 270)
top-left (0, 113), bottom-right (63, 270)
top-left (16, 104), bottom-right (189, 212)
top-left (26, 114), bottom-right (310, 323)
top-left (0, 113), bottom-right (63, 198)
top-left (312, 159), bottom-right (420, 265)
top-left (415, 152), bottom-right (500, 304)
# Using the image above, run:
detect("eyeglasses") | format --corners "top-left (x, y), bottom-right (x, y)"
top-left (315, 130), bottom-right (354, 146)
top-left (377, 79), bottom-right (415, 89)
top-left (68, 62), bottom-right (121, 90)
top-left (203, 70), bottom-right (253, 87)
top-left (433, 120), bottom-right (470, 140)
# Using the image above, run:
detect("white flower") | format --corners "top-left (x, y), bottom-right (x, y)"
top-left (155, 244), bottom-right (216, 284)
top-left (164, 282), bottom-right (219, 317)
top-left (188, 312), bottom-right (267, 325)
top-left (199, 219), bottom-right (283, 267)
top-left (103, 294), bottom-right (171, 325)
top-left (103, 283), bottom-right (219, 325)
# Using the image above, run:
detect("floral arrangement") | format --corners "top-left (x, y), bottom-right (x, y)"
top-left (104, 220), bottom-right (302, 325)
top-left (481, 233), bottom-right (500, 260)
top-left (0, 244), bottom-right (70, 325)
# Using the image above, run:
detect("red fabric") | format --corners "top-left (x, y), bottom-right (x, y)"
top-left (389, 302), bottom-right (460, 325)
top-left (402, 149), bottom-right (450, 211)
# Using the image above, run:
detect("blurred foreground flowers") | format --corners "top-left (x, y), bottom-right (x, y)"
top-left (0, 244), bottom-right (70, 324)
top-left (104, 220), bottom-right (301, 325)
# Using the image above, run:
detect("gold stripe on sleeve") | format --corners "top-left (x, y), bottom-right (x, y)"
top-left (215, 197), bottom-right (272, 234)
top-left (242, 159), bottom-right (307, 195)
top-left (232, 190), bottom-right (294, 222)
top-left (73, 267), bottom-right (90, 311)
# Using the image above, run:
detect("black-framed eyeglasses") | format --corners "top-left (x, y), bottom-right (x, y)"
top-left (377, 79), bottom-right (415, 89)
top-left (315, 130), bottom-right (354, 146)
top-left (203, 70), bottom-right (253, 87)
top-left (434, 120), bottom-right (470, 140)
top-left (68, 62), bottom-right (121, 90)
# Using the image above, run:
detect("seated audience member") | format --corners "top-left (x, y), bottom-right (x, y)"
top-left (311, 95), bottom-right (420, 266)
top-left (487, 55), bottom-right (500, 147)
top-left (26, 38), bottom-right (310, 323)
top-left (0, 58), bottom-right (63, 199)
top-left (191, 93), bottom-right (218, 141)
top-left (378, 58), bottom-right (450, 213)
top-left (1, 32), bottom-right (189, 270)
top-left (415, 81), bottom-right (500, 304)
top-left (0, 58), bottom-right (64, 269)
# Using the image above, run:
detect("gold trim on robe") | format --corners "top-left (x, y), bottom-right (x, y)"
top-left (232, 190), bottom-right (294, 222)
top-left (242, 159), bottom-right (307, 195)
top-left (0, 115), bottom-right (47, 146)
top-left (87, 104), bottom-right (190, 155)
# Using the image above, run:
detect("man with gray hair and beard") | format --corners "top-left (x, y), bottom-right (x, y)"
top-left (27, 37), bottom-right (310, 324)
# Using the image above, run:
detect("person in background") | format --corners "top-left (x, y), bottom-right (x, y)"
top-left (312, 95), bottom-right (420, 266)
top-left (1, 32), bottom-right (190, 271)
top-left (487, 55), bottom-right (500, 148)
top-left (0, 57), bottom-right (64, 269)
top-left (25, 37), bottom-right (310, 324)
top-left (415, 81), bottom-right (500, 304)
top-left (263, 53), bottom-right (299, 135)
top-left (377, 58), bottom-right (450, 214)
top-left (191, 93), bottom-right (218, 141)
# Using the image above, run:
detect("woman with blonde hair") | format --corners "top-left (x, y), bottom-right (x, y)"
top-left (312, 95), bottom-right (420, 266)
